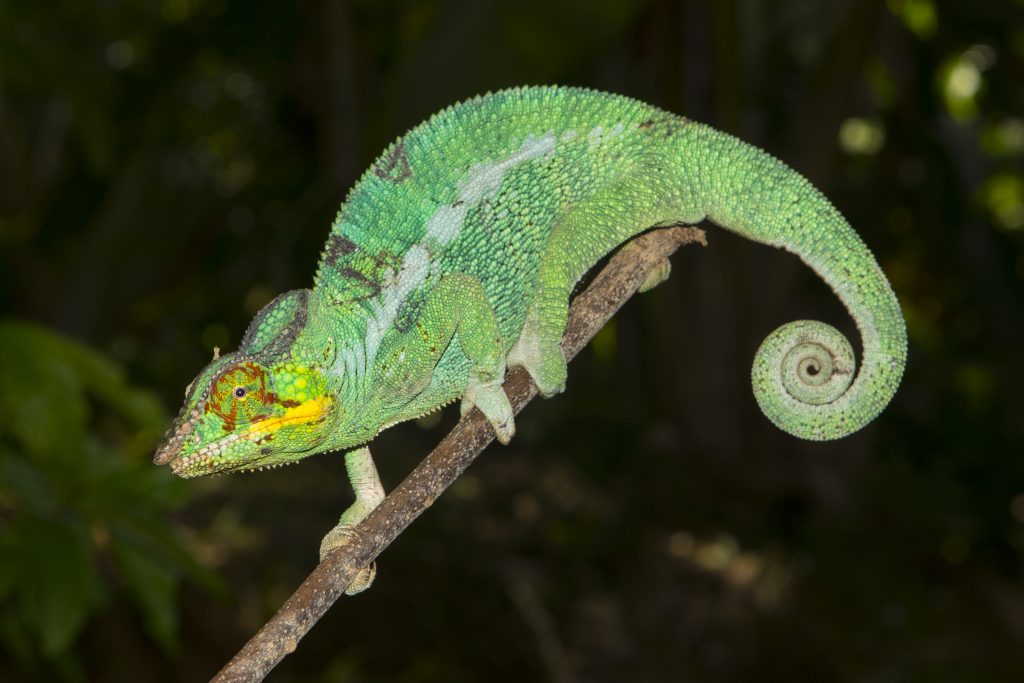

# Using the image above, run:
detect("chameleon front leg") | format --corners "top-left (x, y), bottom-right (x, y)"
top-left (319, 446), bottom-right (385, 595)
top-left (321, 275), bottom-right (511, 593)
top-left (377, 273), bottom-right (514, 443)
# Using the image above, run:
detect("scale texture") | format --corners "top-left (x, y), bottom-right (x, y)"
top-left (154, 86), bottom-right (907, 570)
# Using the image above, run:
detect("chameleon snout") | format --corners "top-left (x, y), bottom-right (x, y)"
top-left (152, 440), bottom-right (178, 465)
top-left (152, 406), bottom-right (199, 465)
top-left (153, 428), bottom-right (187, 465)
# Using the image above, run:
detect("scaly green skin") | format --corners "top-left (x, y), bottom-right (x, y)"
top-left (154, 86), bottom-right (907, 580)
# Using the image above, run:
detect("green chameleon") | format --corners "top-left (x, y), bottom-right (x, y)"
top-left (154, 86), bottom-right (907, 593)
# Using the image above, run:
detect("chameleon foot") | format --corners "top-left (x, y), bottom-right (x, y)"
top-left (461, 378), bottom-right (515, 444)
top-left (507, 336), bottom-right (567, 398)
top-left (316, 447), bottom-right (385, 595)
top-left (319, 524), bottom-right (376, 595)
top-left (507, 305), bottom-right (568, 398)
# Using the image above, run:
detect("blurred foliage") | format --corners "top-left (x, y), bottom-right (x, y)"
top-left (0, 321), bottom-right (218, 679)
top-left (0, 0), bottom-right (1023, 681)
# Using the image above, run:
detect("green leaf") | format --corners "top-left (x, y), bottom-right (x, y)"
top-left (0, 322), bottom-right (88, 459)
top-left (0, 314), bottom-right (217, 665)
top-left (9, 516), bottom-right (105, 656)
top-left (110, 540), bottom-right (179, 652)
top-left (0, 445), bottom-right (60, 518)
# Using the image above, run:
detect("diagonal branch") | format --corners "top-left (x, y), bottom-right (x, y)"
top-left (212, 226), bottom-right (707, 682)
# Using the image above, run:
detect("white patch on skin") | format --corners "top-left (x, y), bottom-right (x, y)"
top-left (363, 244), bottom-right (431, 369)
top-left (560, 129), bottom-right (577, 142)
top-left (458, 132), bottom-right (557, 205)
top-left (421, 203), bottom-right (467, 247)
top-left (335, 132), bottom-right (558, 380)
top-left (421, 132), bottom-right (557, 245)
top-left (336, 335), bottom-right (366, 380)
top-left (587, 122), bottom-right (624, 149)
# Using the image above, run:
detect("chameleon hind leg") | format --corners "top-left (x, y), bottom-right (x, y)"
top-left (507, 194), bottom-right (635, 396)
top-left (507, 280), bottom-right (571, 397)
top-left (377, 273), bottom-right (514, 443)
top-left (508, 179), bottom-right (697, 395)
top-left (320, 446), bottom-right (384, 594)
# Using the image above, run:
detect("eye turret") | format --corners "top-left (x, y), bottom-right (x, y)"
top-left (207, 363), bottom-right (270, 424)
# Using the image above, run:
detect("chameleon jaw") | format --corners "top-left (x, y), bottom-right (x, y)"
top-left (164, 396), bottom-right (333, 478)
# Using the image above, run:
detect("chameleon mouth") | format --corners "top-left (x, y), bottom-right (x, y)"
top-left (167, 396), bottom-right (332, 477)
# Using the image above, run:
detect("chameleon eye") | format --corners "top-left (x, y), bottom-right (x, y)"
top-left (206, 363), bottom-right (267, 420)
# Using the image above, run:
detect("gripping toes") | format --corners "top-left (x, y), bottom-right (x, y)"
top-left (507, 327), bottom-right (567, 398)
top-left (319, 446), bottom-right (385, 595)
top-left (461, 378), bottom-right (515, 444)
top-left (506, 294), bottom-right (570, 398)
top-left (319, 524), bottom-right (377, 595)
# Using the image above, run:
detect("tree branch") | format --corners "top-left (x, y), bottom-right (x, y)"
top-left (212, 226), bottom-right (708, 682)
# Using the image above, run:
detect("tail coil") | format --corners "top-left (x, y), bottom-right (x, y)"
top-left (751, 320), bottom-right (861, 440)
top-left (687, 125), bottom-right (907, 441)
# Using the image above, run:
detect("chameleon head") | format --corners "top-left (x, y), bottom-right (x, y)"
top-left (154, 287), bottom-right (343, 476)
top-left (153, 353), bottom-right (334, 477)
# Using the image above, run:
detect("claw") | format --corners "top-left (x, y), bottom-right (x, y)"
top-left (461, 379), bottom-right (515, 444)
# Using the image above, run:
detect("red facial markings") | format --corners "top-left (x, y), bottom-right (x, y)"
top-left (202, 362), bottom-right (311, 440)
top-left (206, 362), bottom-right (270, 432)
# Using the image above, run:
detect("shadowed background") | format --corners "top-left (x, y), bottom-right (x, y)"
top-left (2, 0), bottom-right (1023, 681)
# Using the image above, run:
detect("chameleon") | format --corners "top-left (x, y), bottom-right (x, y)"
top-left (153, 86), bottom-right (907, 593)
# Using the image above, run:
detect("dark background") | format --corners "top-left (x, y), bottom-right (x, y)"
top-left (2, 0), bottom-right (1024, 681)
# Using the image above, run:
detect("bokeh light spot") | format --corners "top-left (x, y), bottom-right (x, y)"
top-left (941, 45), bottom-right (996, 121)
top-left (105, 41), bottom-right (135, 70)
top-left (980, 173), bottom-right (1024, 231)
top-left (839, 117), bottom-right (886, 155)
top-left (888, 0), bottom-right (937, 39)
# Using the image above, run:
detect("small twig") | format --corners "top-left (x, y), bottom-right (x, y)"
top-left (212, 226), bottom-right (707, 682)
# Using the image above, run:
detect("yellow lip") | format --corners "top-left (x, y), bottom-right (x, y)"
top-left (242, 396), bottom-right (332, 441)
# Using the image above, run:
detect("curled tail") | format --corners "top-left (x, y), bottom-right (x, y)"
top-left (685, 125), bottom-right (907, 440)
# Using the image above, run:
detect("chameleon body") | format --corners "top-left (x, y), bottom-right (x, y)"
top-left (154, 86), bottom-right (906, 592)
